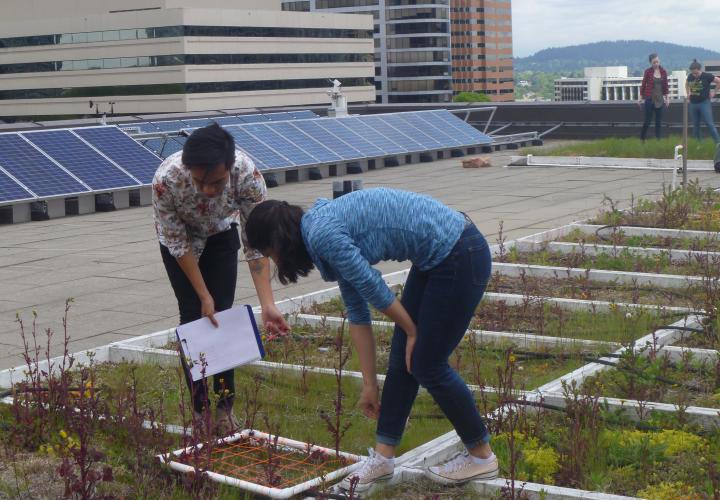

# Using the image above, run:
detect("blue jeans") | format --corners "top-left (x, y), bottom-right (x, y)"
top-left (376, 222), bottom-right (492, 449)
top-left (689, 100), bottom-right (720, 143)
top-left (641, 98), bottom-right (663, 140)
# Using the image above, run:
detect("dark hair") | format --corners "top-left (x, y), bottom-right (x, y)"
top-left (689, 59), bottom-right (702, 71)
top-left (182, 123), bottom-right (235, 171)
top-left (246, 200), bottom-right (314, 285)
top-left (648, 53), bottom-right (658, 63)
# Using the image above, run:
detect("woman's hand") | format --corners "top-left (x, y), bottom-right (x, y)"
top-left (200, 296), bottom-right (218, 327)
top-left (262, 303), bottom-right (290, 340)
top-left (359, 383), bottom-right (381, 419)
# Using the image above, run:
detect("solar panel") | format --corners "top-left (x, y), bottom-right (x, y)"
top-left (213, 116), bottom-right (248, 126)
top-left (183, 118), bottom-right (216, 129)
top-left (425, 110), bottom-right (492, 145)
top-left (291, 121), bottom-right (363, 160)
top-left (360, 116), bottom-right (425, 152)
top-left (398, 112), bottom-right (464, 148)
top-left (313, 119), bottom-right (385, 157)
top-left (126, 122), bottom-right (161, 133)
top-left (288, 110), bottom-right (318, 120)
top-left (237, 114), bottom-right (272, 123)
top-left (379, 114), bottom-right (445, 150)
top-left (243, 124), bottom-right (317, 166)
top-left (153, 121), bottom-right (189, 132)
top-left (418, 111), bottom-right (478, 145)
top-left (265, 112), bottom-right (293, 121)
top-left (23, 130), bottom-right (140, 190)
top-left (0, 167), bottom-right (34, 203)
top-left (224, 127), bottom-right (291, 170)
top-left (0, 134), bottom-right (88, 197)
top-left (141, 138), bottom-right (163, 155)
top-left (336, 117), bottom-right (406, 155)
top-left (264, 122), bottom-right (343, 163)
top-left (73, 127), bottom-right (162, 184)
top-left (160, 136), bottom-right (185, 158)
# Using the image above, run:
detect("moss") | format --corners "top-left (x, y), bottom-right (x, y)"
top-left (637, 481), bottom-right (698, 500)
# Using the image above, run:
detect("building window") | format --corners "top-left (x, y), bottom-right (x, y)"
top-left (387, 65), bottom-right (450, 77)
top-left (387, 22), bottom-right (449, 35)
top-left (0, 77), bottom-right (376, 100)
top-left (0, 25), bottom-right (372, 48)
top-left (315, 0), bottom-right (379, 7)
top-left (0, 53), bottom-right (375, 74)
top-left (281, 1), bottom-right (310, 10)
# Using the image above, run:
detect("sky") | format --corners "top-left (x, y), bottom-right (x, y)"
top-left (512, 0), bottom-right (718, 57)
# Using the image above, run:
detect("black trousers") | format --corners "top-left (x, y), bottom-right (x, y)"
top-left (640, 98), bottom-right (664, 140)
top-left (160, 225), bottom-right (240, 414)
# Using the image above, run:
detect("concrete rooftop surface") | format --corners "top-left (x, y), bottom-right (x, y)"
top-left (1, 144), bottom-right (718, 371)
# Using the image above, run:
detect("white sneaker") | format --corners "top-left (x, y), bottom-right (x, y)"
top-left (339, 448), bottom-right (394, 493)
top-left (425, 451), bottom-right (499, 485)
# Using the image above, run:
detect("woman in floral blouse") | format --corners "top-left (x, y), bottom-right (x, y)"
top-left (152, 123), bottom-right (288, 436)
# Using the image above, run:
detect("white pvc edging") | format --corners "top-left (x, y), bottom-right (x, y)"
top-left (516, 239), bottom-right (720, 263)
top-left (493, 262), bottom-right (704, 289)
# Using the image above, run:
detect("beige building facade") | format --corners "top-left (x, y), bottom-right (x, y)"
top-left (0, 0), bottom-right (375, 118)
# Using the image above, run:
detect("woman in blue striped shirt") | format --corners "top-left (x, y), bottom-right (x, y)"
top-left (246, 187), bottom-right (497, 491)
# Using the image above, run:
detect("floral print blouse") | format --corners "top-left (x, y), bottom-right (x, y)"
top-left (152, 150), bottom-right (266, 260)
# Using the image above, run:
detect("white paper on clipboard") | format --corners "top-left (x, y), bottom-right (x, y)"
top-left (176, 305), bottom-right (264, 381)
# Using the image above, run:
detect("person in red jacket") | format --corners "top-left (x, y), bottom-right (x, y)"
top-left (638, 53), bottom-right (670, 140)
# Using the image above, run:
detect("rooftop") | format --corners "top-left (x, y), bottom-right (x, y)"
top-left (1, 140), bottom-right (716, 370)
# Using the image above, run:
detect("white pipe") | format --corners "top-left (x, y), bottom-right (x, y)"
top-left (673, 145), bottom-right (683, 190)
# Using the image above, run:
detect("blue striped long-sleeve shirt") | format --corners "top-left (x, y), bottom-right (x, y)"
top-left (300, 188), bottom-right (465, 324)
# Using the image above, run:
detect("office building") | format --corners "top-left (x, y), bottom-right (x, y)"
top-left (0, 0), bottom-right (375, 118)
top-left (283, 0), bottom-right (514, 103)
top-left (450, 0), bottom-right (514, 101)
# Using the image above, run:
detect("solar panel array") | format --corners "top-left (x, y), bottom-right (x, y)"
top-left (0, 110), bottom-right (492, 207)
top-left (219, 110), bottom-right (492, 171)
top-left (0, 126), bottom-right (162, 205)
top-left (122, 110), bottom-right (318, 134)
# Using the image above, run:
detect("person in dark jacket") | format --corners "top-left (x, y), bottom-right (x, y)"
top-left (638, 53), bottom-right (669, 140)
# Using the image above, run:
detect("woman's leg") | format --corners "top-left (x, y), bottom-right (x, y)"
top-left (640, 98), bottom-right (653, 140)
top-left (409, 225), bottom-right (492, 451)
top-left (375, 266), bottom-right (426, 452)
top-left (690, 102), bottom-right (703, 140)
top-left (654, 104), bottom-right (663, 139)
top-left (698, 100), bottom-right (720, 143)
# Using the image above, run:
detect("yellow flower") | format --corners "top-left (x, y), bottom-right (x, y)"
top-left (59, 430), bottom-right (68, 440)
top-left (509, 355), bottom-right (517, 363)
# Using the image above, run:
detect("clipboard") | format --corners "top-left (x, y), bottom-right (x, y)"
top-left (176, 305), bottom-right (264, 382)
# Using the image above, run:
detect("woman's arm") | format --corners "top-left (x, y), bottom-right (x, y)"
top-left (382, 299), bottom-right (418, 373)
top-left (712, 76), bottom-right (720, 98)
top-left (248, 257), bottom-right (289, 336)
top-left (639, 69), bottom-right (650, 103)
top-left (349, 324), bottom-right (381, 419)
top-left (234, 154), bottom-right (289, 335)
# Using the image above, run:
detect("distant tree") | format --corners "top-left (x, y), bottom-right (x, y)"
top-left (454, 91), bottom-right (491, 103)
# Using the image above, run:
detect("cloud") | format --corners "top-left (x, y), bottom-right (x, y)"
top-left (512, 0), bottom-right (717, 57)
